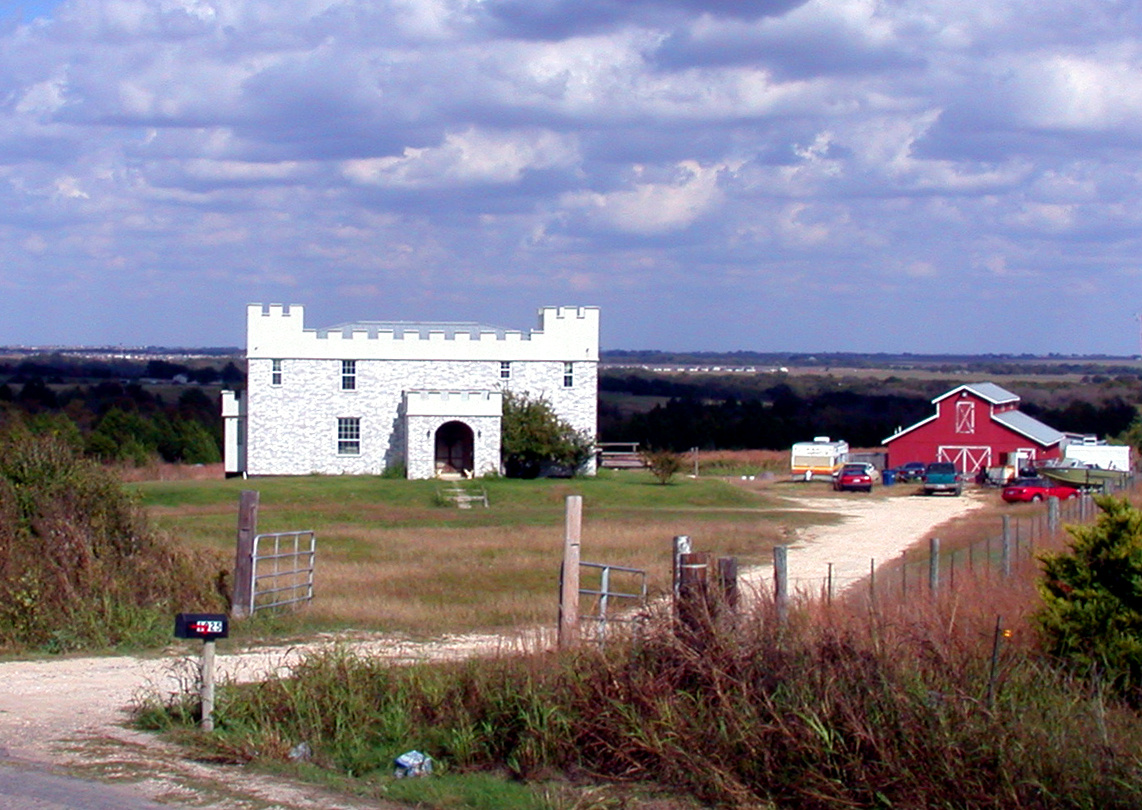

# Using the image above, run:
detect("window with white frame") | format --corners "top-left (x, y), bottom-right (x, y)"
top-left (271, 359), bottom-right (282, 386)
top-left (337, 417), bottom-right (360, 455)
top-left (500, 361), bottom-right (511, 380)
top-left (341, 360), bottom-right (356, 391)
top-left (563, 361), bottom-right (573, 388)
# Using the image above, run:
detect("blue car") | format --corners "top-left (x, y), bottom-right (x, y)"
top-left (894, 461), bottom-right (927, 482)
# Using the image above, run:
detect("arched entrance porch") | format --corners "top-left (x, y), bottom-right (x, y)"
top-left (435, 421), bottom-right (474, 477)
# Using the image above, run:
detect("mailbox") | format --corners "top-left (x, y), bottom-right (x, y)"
top-left (174, 613), bottom-right (229, 641)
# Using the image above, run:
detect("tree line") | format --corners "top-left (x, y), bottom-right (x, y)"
top-left (3, 356), bottom-right (1139, 467)
top-left (0, 377), bottom-right (223, 466)
top-left (598, 372), bottom-right (1142, 451)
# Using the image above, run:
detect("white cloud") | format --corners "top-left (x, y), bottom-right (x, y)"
top-left (1010, 52), bottom-right (1142, 132)
top-left (53, 176), bottom-right (88, 198)
top-left (559, 160), bottom-right (724, 235)
top-left (341, 127), bottom-right (579, 188)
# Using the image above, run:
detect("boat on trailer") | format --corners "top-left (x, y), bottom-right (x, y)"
top-left (1037, 458), bottom-right (1129, 489)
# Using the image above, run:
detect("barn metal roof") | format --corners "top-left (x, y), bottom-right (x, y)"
top-left (933, 382), bottom-right (1019, 405)
top-left (317, 320), bottom-right (523, 340)
top-left (883, 381), bottom-right (1063, 446)
top-left (992, 410), bottom-right (1066, 447)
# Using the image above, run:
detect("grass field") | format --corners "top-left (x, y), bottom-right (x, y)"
top-left (134, 469), bottom-right (832, 638)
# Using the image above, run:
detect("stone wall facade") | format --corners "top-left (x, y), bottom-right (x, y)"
top-left (227, 304), bottom-right (599, 479)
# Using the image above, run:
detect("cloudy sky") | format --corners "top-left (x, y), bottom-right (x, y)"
top-left (1, 0), bottom-right (1141, 354)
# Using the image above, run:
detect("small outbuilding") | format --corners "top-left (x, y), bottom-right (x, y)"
top-left (883, 382), bottom-right (1064, 474)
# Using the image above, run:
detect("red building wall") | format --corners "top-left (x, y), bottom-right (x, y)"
top-left (886, 392), bottom-right (1062, 472)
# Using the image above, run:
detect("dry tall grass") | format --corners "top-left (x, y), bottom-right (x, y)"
top-left (306, 517), bottom-right (791, 633)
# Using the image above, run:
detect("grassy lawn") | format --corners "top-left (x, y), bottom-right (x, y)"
top-left (133, 470), bottom-right (834, 639)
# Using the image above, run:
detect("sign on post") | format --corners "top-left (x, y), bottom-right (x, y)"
top-left (174, 613), bottom-right (230, 732)
top-left (174, 613), bottom-right (229, 641)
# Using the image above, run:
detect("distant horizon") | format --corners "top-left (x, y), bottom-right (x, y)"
top-left (1, 345), bottom-right (1139, 364)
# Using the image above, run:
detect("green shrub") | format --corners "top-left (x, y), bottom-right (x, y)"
top-left (641, 449), bottom-right (684, 484)
top-left (1037, 495), bottom-right (1142, 698)
top-left (501, 392), bottom-right (592, 478)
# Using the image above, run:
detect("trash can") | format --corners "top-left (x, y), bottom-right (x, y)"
top-left (882, 469), bottom-right (896, 486)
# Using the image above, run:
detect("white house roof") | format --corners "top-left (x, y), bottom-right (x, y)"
top-left (992, 410), bottom-right (1066, 447)
top-left (932, 382), bottom-right (1019, 405)
top-left (318, 320), bottom-right (521, 340)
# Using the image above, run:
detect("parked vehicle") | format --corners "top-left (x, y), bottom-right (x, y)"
top-left (1001, 477), bottom-right (1080, 503)
top-left (894, 461), bottom-right (927, 482)
top-left (922, 462), bottom-right (962, 496)
top-left (840, 461), bottom-right (881, 483)
top-left (834, 463), bottom-right (873, 493)
top-left (791, 436), bottom-right (849, 480)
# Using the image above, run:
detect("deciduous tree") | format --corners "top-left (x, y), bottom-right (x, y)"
top-left (501, 391), bottom-right (592, 478)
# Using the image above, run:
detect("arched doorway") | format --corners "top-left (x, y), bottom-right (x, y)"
top-left (435, 421), bottom-right (474, 477)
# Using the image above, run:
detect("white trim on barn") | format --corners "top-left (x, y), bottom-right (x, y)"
top-left (936, 445), bottom-right (992, 471)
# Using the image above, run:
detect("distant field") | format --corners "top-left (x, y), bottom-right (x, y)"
top-left (134, 470), bottom-right (830, 638)
top-left (603, 362), bottom-right (1142, 384)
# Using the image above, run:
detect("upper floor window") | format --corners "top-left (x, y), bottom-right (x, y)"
top-left (500, 361), bottom-right (511, 380)
top-left (955, 400), bottom-right (975, 434)
top-left (271, 359), bottom-right (282, 386)
top-left (337, 417), bottom-right (360, 455)
top-left (563, 362), bottom-right (574, 388)
top-left (341, 360), bottom-right (357, 391)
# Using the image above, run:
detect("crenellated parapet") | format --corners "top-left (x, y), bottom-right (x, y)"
top-left (247, 303), bottom-right (598, 362)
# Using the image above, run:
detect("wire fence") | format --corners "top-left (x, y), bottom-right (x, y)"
top-left (781, 477), bottom-right (1138, 606)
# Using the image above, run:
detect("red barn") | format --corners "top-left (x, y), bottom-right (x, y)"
top-left (884, 382), bottom-right (1064, 474)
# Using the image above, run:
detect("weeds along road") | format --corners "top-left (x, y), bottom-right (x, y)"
top-left (0, 489), bottom-right (984, 809)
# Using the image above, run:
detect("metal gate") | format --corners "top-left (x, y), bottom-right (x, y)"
top-left (250, 530), bottom-right (316, 615)
top-left (579, 561), bottom-right (647, 642)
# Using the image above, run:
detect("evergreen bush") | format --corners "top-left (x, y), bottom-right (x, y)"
top-left (1037, 495), bottom-right (1142, 699)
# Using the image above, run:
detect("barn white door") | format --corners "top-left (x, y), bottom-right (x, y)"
top-left (937, 446), bottom-right (991, 473)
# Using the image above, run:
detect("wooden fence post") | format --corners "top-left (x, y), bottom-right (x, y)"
top-left (558, 495), bottom-right (582, 650)
top-left (1001, 515), bottom-right (1012, 579)
top-left (231, 490), bottom-right (259, 619)
top-left (676, 552), bottom-right (711, 641)
top-left (928, 537), bottom-right (940, 597)
top-left (717, 556), bottom-right (739, 612)
top-left (774, 545), bottom-right (788, 625)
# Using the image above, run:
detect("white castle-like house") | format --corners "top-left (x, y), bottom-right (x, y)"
top-left (222, 303), bottom-right (599, 479)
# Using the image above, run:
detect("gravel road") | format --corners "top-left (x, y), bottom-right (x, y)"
top-left (0, 489), bottom-right (985, 808)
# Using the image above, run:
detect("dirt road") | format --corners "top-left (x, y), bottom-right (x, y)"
top-left (0, 490), bottom-right (985, 808)
top-left (757, 489), bottom-right (987, 594)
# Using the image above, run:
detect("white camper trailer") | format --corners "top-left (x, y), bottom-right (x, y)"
top-left (791, 437), bottom-right (850, 480)
top-left (1063, 437), bottom-right (1132, 471)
